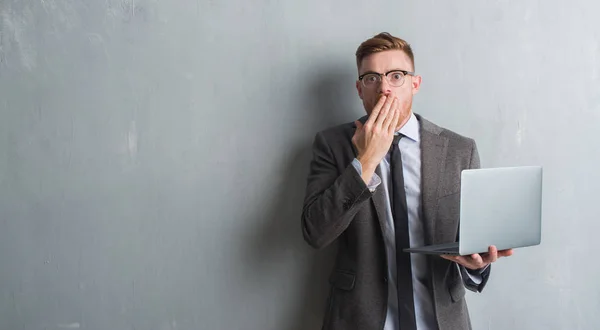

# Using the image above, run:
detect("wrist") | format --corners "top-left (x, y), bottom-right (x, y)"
top-left (357, 156), bottom-right (378, 172)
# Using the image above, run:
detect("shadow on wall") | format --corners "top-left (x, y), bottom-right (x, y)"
top-left (305, 62), bottom-right (362, 132)
top-left (243, 63), bottom-right (361, 330)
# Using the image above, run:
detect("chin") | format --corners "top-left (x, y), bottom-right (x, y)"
top-left (364, 101), bottom-right (377, 114)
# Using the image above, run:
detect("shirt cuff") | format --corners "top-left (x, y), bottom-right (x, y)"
top-left (464, 264), bottom-right (489, 285)
top-left (351, 158), bottom-right (381, 192)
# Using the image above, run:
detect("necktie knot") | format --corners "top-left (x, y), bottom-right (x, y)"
top-left (392, 134), bottom-right (403, 146)
top-left (390, 134), bottom-right (403, 153)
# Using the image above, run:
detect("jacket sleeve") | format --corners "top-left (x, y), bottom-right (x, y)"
top-left (460, 264), bottom-right (491, 292)
top-left (300, 131), bottom-right (374, 249)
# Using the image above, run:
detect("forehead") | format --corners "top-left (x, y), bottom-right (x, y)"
top-left (359, 50), bottom-right (413, 74)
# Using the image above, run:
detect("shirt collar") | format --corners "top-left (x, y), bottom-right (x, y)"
top-left (397, 111), bottom-right (420, 142)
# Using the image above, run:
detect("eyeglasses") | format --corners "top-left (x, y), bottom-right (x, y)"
top-left (358, 70), bottom-right (415, 88)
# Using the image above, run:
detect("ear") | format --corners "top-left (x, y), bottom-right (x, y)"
top-left (356, 80), bottom-right (364, 99)
top-left (411, 75), bottom-right (422, 95)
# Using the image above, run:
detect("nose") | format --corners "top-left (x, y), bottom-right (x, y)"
top-left (377, 78), bottom-right (392, 95)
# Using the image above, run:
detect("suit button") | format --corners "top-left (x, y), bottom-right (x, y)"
top-left (383, 276), bottom-right (388, 283)
top-left (342, 198), bottom-right (352, 210)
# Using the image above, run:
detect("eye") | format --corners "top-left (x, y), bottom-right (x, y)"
top-left (365, 74), bottom-right (379, 83)
top-left (390, 72), bottom-right (405, 81)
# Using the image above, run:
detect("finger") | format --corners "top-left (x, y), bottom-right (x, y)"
top-left (374, 95), bottom-right (395, 127)
top-left (383, 98), bottom-right (399, 132)
top-left (469, 254), bottom-right (483, 267)
top-left (388, 108), bottom-right (400, 134)
top-left (352, 121), bottom-right (363, 143)
top-left (498, 249), bottom-right (514, 257)
top-left (393, 102), bottom-right (401, 131)
top-left (441, 255), bottom-right (458, 261)
top-left (455, 256), bottom-right (468, 265)
top-left (365, 95), bottom-right (387, 125)
top-left (487, 246), bottom-right (498, 263)
top-left (389, 104), bottom-right (401, 134)
top-left (456, 256), bottom-right (478, 269)
top-left (479, 252), bottom-right (494, 265)
top-left (354, 120), bottom-right (363, 131)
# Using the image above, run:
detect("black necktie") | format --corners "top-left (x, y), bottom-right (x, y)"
top-left (389, 134), bottom-right (417, 330)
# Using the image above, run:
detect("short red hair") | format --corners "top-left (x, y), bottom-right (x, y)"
top-left (355, 32), bottom-right (415, 71)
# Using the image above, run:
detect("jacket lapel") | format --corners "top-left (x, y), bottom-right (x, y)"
top-left (419, 120), bottom-right (449, 245)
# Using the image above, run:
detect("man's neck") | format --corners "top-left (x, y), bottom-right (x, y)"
top-left (395, 110), bottom-right (414, 132)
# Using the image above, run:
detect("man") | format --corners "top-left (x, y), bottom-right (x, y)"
top-left (300, 32), bottom-right (513, 330)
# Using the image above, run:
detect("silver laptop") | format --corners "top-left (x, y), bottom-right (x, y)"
top-left (404, 166), bottom-right (543, 256)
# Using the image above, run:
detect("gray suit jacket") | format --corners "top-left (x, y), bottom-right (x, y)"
top-left (301, 113), bottom-right (491, 330)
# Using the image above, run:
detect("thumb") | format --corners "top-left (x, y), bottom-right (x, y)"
top-left (354, 121), bottom-right (363, 130)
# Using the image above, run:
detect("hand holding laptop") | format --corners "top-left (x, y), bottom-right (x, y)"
top-left (441, 245), bottom-right (514, 270)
